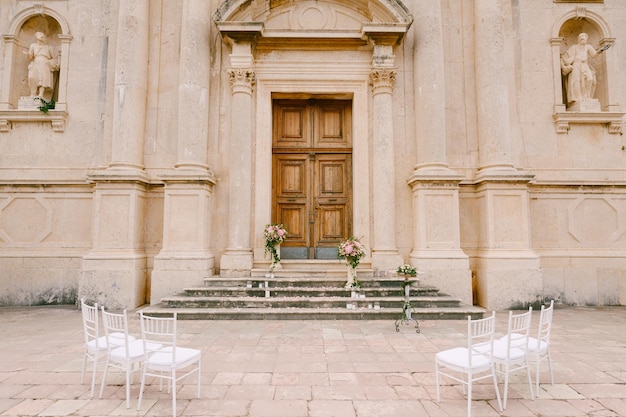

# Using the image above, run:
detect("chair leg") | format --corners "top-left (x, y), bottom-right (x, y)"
top-left (435, 363), bottom-right (441, 402)
top-left (525, 359), bottom-right (534, 400)
top-left (491, 368), bottom-right (503, 412)
top-left (137, 368), bottom-right (146, 411)
top-left (172, 370), bottom-right (177, 417)
top-left (535, 356), bottom-right (541, 396)
top-left (90, 354), bottom-right (99, 399)
top-left (547, 352), bottom-right (554, 385)
top-left (197, 360), bottom-right (201, 398)
top-left (81, 354), bottom-right (87, 384)
top-left (467, 380), bottom-right (472, 417)
top-left (502, 365), bottom-right (510, 410)
top-left (98, 358), bottom-right (110, 399)
top-left (125, 367), bottom-right (131, 409)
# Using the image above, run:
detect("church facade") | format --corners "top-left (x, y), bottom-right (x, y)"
top-left (0, 0), bottom-right (624, 310)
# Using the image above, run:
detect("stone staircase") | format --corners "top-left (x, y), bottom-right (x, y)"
top-left (142, 262), bottom-right (484, 320)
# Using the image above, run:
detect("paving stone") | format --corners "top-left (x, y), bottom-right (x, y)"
top-left (0, 305), bottom-right (624, 416)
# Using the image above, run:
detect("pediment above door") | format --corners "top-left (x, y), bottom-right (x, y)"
top-left (214, 0), bottom-right (413, 44)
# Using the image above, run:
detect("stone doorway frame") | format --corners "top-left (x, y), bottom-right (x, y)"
top-left (252, 77), bottom-right (371, 264)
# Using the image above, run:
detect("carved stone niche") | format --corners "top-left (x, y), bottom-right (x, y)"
top-left (550, 8), bottom-right (624, 134)
top-left (0, 5), bottom-right (71, 132)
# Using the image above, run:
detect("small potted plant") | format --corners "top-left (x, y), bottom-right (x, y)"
top-left (397, 264), bottom-right (417, 281)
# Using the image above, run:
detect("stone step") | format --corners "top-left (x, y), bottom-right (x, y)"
top-left (144, 270), bottom-right (484, 321)
top-left (202, 275), bottom-right (423, 288)
top-left (140, 305), bottom-right (486, 321)
top-left (184, 285), bottom-right (441, 298)
top-left (160, 294), bottom-right (463, 309)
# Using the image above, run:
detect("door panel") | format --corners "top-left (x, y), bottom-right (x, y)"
top-left (274, 155), bottom-right (309, 249)
top-left (315, 103), bottom-right (352, 148)
top-left (272, 99), bottom-right (352, 259)
top-left (315, 154), bottom-right (351, 246)
top-left (274, 103), bottom-right (309, 148)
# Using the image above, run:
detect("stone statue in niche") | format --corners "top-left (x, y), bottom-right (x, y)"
top-left (27, 32), bottom-right (59, 99)
top-left (560, 32), bottom-right (610, 111)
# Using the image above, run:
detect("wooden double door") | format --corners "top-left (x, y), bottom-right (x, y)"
top-left (272, 99), bottom-right (353, 259)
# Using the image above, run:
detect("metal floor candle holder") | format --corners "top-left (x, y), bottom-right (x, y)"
top-left (395, 278), bottom-right (420, 333)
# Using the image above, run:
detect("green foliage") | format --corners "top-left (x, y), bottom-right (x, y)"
top-left (34, 97), bottom-right (55, 113)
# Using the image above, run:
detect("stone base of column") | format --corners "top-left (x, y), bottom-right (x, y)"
top-left (150, 252), bottom-right (215, 305)
top-left (80, 253), bottom-right (147, 309)
top-left (474, 251), bottom-right (542, 310)
top-left (371, 250), bottom-right (404, 275)
top-left (220, 249), bottom-right (254, 277)
top-left (410, 250), bottom-right (472, 306)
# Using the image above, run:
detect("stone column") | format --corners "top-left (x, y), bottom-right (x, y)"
top-left (368, 44), bottom-right (403, 272)
top-left (406, 0), bottom-right (471, 304)
top-left (80, 0), bottom-right (150, 309)
top-left (151, 0), bottom-right (216, 303)
top-left (220, 67), bottom-right (255, 275)
top-left (472, 0), bottom-right (541, 310)
top-left (474, 0), bottom-right (515, 174)
top-left (109, 0), bottom-right (149, 171)
top-left (175, 0), bottom-right (211, 172)
top-left (217, 25), bottom-right (261, 276)
top-left (413, 0), bottom-right (448, 172)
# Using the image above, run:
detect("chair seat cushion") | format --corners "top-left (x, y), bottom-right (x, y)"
top-left (87, 333), bottom-right (135, 352)
top-left (492, 340), bottom-right (527, 361)
top-left (110, 340), bottom-right (162, 360)
top-left (436, 347), bottom-right (491, 370)
top-left (527, 337), bottom-right (548, 353)
top-left (497, 333), bottom-right (527, 348)
top-left (146, 346), bottom-right (201, 367)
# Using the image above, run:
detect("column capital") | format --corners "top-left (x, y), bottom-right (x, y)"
top-left (369, 68), bottom-right (396, 94)
top-left (228, 68), bottom-right (256, 95)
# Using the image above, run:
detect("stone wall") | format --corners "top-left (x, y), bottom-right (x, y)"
top-left (0, 0), bottom-right (624, 308)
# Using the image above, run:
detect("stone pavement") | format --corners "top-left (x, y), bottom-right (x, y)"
top-left (0, 305), bottom-right (624, 417)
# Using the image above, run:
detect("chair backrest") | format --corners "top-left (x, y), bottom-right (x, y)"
top-left (101, 307), bottom-right (132, 357)
top-left (537, 300), bottom-right (554, 345)
top-left (468, 311), bottom-right (496, 365)
top-left (81, 299), bottom-right (101, 349)
top-left (139, 312), bottom-right (178, 361)
top-left (504, 307), bottom-right (533, 353)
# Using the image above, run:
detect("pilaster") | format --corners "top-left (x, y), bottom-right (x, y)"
top-left (364, 26), bottom-right (407, 273)
top-left (472, 0), bottom-right (541, 309)
top-left (150, 0), bottom-right (216, 303)
top-left (405, 0), bottom-right (472, 304)
top-left (217, 24), bottom-right (262, 276)
top-left (80, 0), bottom-right (150, 309)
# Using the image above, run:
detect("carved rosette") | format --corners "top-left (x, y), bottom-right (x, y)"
top-left (228, 68), bottom-right (256, 95)
top-left (369, 69), bottom-right (396, 95)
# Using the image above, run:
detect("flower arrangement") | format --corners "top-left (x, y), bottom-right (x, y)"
top-left (397, 264), bottom-right (417, 277)
top-left (338, 236), bottom-right (366, 269)
top-left (338, 236), bottom-right (365, 288)
top-left (264, 224), bottom-right (287, 272)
